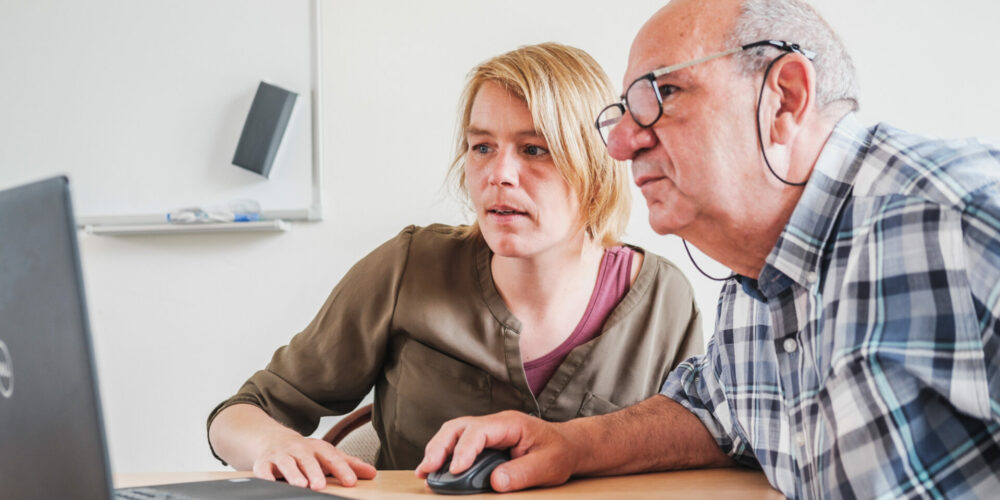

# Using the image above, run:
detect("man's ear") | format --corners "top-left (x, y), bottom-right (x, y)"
top-left (764, 54), bottom-right (815, 146)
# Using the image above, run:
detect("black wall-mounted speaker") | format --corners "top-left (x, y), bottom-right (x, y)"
top-left (232, 81), bottom-right (298, 178)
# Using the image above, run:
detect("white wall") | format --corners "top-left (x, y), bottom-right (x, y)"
top-left (65, 0), bottom-right (1000, 472)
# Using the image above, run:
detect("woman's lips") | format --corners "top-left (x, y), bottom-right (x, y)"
top-left (487, 204), bottom-right (527, 216)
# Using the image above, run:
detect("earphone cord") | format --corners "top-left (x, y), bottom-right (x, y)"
top-left (755, 52), bottom-right (809, 187)
top-left (683, 238), bottom-right (734, 282)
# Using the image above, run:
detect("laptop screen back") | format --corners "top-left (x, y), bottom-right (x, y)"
top-left (0, 177), bottom-right (113, 498)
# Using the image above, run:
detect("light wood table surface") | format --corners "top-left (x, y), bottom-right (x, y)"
top-left (116, 468), bottom-right (784, 499)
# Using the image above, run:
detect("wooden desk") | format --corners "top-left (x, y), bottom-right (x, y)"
top-left (116, 468), bottom-right (784, 499)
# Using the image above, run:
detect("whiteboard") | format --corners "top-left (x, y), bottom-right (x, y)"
top-left (0, 0), bottom-right (320, 223)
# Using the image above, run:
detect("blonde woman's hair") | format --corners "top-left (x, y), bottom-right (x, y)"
top-left (448, 42), bottom-right (631, 247)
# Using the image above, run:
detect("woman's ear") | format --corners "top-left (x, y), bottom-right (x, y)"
top-left (765, 54), bottom-right (816, 146)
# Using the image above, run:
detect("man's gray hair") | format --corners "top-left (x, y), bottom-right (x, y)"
top-left (727, 0), bottom-right (860, 111)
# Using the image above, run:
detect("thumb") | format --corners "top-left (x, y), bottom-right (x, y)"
top-left (490, 451), bottom-right (569, 493)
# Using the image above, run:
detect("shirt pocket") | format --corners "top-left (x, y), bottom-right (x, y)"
top-left (389, 339), bottom-right (492, 450)
top-left (576, 391), bottom-right (622, 417)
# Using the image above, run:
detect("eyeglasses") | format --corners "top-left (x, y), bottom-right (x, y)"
top-left (594, 40), bottom-right (816, 146)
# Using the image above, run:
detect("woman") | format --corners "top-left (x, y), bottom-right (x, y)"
top-left (207, 43), bottom-right (702, 490)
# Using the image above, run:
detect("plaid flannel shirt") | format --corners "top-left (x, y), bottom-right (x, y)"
top-left (661, 114), bottom-right (1000, 499)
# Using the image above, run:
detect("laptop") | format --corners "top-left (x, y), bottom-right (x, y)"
top-left (0, 177), bottom-right (347, 499)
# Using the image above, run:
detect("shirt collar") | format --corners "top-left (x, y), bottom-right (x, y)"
top-left (755, 113), bottom-right (872, 296)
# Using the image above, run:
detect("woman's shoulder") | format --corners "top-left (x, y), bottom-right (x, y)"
top-left (404, 223), bottom-right (481, 248)
top-left (618, 243), bottom-right (684, 276)
top-left (384, 223), bottom-right (484, 265)
top-left (619, 243), bottom-right (696, 299)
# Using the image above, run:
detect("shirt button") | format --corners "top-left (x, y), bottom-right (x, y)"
top-left (806, 271), bottom-right (818, 282)
top-left (783, 338), bottom-right (798, 353)
top-left (796, 432), bottom-right (806, 448)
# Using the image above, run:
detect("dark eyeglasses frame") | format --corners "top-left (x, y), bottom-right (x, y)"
top-left (595, 40), bottom-right (817, 144)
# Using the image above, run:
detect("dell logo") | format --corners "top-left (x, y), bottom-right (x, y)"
top-left (0, 339), bottom-right (12, 399)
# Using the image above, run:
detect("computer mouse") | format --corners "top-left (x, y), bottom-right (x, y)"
top-left (426, 448), bottom-right (511, 495)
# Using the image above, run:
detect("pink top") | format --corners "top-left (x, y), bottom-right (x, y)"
top-left (523, 246), bottom-right (634, 396)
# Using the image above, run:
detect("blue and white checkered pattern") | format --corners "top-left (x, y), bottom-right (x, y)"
top-left (661, 114), bottom-right (1000, 499)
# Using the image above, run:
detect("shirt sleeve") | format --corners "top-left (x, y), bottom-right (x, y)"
top-left (820, 198), bottom-right (999, 497)
top-left (660, 339), bottom-right (760, 468)
top-left (205, 226), bottom-right (415, 461)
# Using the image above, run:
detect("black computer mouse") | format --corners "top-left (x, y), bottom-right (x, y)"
top-left (426, 448), bottom-right (511, 495)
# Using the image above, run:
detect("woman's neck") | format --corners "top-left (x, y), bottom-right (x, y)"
top-left (491, 236), bottom-right (606, 325)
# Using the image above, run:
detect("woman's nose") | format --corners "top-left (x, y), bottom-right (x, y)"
top-left (487, 149), bottom-right (520, 187)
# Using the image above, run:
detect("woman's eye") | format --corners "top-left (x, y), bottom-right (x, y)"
top-left (472, 144), bottom-right (491, 154)
top-left (524, 145), bottom-right (549, 156)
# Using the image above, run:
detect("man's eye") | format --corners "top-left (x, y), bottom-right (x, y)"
top-left (658, 84), bottom-right (679, 98)
top-left (524, 145), bottom-right (549, 156)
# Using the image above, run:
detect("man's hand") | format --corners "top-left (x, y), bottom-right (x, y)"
top-left (415, 410), bottom-right (586, 492)
top-left (415, 396), bottom-right (735, 493)
top-left (251, 432), bottom-right (376, 490)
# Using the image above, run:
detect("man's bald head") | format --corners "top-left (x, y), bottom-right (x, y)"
top-left (627, 0), bottom-right (742, 84)
top-left (630, 0), bottom-right (858, 113)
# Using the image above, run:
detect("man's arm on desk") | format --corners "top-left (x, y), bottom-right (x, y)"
top-left (416, 394), bottom-right (735, 492)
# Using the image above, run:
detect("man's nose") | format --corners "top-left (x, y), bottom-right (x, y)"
top-left (606, 112), bottom-right (656, 161)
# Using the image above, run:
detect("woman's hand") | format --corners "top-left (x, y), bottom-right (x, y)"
top-left (251, 432), bottom-right (376, 490)
top-left (208, 404), bottom-right (376, 490)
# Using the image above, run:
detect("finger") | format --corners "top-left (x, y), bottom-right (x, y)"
top-left (343, 455), bottom-right (377, 480)
top-left (273, 455), bottom-right (309, 489)
top-left (417, 420), bottom-right (468, 477)
top-left (450, 412), bottom-right (526, 474)
top-left (295, 454), bottom-right (329, 490)
top-left (318, 452), bottom-right (359, 487)
top-left (318, 451), bottom-right (377, 482)
top-left (490, 450), bottom-right (568, 493)
top-left (252, 460), bottom-right (277, 482)
top-left (449, 425), bottom-right (489, 474)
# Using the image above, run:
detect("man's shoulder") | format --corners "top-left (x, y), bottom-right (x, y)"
top-left (855, 123), bottom-right (1000, 210)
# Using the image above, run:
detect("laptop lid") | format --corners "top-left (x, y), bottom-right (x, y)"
top-left (0, 176), bottom-right (113, 498)
top-left (0, 178), bottom-right (352, 499)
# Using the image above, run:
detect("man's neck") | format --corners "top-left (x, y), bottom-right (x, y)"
top-left (680, 202), bottom-right (796, 279)
top-left (684, 111), bottom-right (848, 279)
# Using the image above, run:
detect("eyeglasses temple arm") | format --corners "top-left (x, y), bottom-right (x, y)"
top-left (650, 47), bottom-right (743, 78)
top-left (741, 40), bottom-right (817, 60)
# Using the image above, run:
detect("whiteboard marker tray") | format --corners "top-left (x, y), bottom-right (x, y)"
top-left (82, 219), bottom-right (290, 235)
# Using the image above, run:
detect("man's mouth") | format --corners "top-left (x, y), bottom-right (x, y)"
top-left (635, 175), bottom-right (666, 188)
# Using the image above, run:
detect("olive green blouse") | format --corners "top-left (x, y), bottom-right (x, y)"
top-left (208, 224), bottom-right (703, 469)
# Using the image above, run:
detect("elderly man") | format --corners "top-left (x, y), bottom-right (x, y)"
top-left (416, 0), bottom-right (1000, 498)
